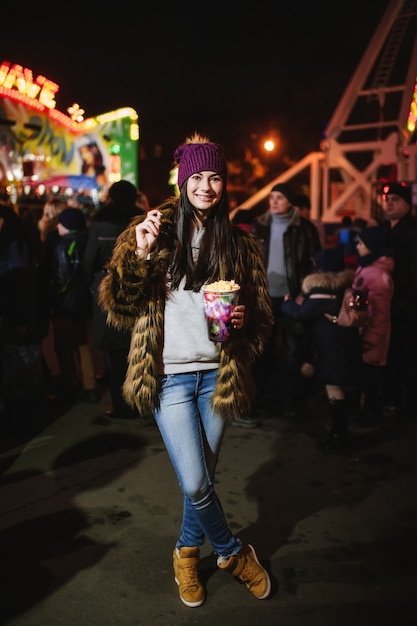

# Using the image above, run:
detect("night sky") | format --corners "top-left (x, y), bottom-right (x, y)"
top-left (3, 0), bottom-right (392, 198)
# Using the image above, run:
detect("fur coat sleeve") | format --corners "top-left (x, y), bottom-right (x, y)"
top-left (98, 207), bottom-right (273, 418)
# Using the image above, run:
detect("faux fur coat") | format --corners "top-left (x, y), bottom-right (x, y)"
top-left (98, 203), bottom-right (273, 418)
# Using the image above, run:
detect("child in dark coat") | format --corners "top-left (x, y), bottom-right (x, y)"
top-left (281, 247), bottom-right (362, 450)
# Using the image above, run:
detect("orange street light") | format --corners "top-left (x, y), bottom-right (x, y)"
top-left (263, 139), bottom-right (275, 152)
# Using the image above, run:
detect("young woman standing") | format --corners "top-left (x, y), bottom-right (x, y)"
top-left (99, 134), bottom-right (273, 607)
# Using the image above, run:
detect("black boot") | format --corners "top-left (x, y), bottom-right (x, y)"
top-left (322, 398), bottom-right (349, 451)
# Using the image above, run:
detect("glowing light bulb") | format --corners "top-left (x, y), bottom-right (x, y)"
top-left (67, 103), bottom-right (85, 122)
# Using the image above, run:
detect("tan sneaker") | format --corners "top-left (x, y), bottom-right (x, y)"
top-left (217, 544), bottom-right (271, 599)
top-left (173, 547), bottom-right (205, 607)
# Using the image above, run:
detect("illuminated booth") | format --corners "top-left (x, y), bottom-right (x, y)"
top-left (0, 61), bottom-right (139, 208)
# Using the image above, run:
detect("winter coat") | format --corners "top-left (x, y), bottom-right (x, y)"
top-left (281, 268), bottom-right (362, 385)
top-left (0, 208), bottom-right (38, 343)
top-left (250, 209), bottom-right (321, 298)
top-left (83, 203), bottom-right (143, 350)
top-left (386, 213), bottom-right (417, 316)
top-left (0, 238), bottom-right (36, 343)
top-left (98, 203), bottom-right (273, 418)
top-left (0, 239), bottom-right (30, 322)
top-left (353, 256), bottom-right (394, 366)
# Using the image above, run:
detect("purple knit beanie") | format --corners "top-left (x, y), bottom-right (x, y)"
top-left (174, 133), bottom-right (228, 190)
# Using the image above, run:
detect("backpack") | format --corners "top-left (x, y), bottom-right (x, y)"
top-left (324, 287), bottom-right (369, 328)
top-left (52, 233), bottom-right (91, 316)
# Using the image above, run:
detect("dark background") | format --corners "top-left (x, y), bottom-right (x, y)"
top-left (3, 0), bottom-right (392, 203)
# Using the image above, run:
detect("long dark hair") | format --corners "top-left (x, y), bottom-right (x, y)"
top-left (169, 185), bottom-right (239, 291)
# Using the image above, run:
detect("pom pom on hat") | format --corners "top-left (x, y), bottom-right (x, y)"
top-left (313, 247), bottom-right (345, 272)
top-left (384, 182), bottom-right (412, 205)
top-left (58, 208), bottom-right (86, 231)
top-left (174, 133), bottom-right (228, 190)
top-left (271, 182), bottom-right (295, 204)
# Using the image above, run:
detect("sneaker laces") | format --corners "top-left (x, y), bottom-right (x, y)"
top-left (237, 557), bottom-right (264, 588)
top-left (178, 561), bottom-right (201, 592)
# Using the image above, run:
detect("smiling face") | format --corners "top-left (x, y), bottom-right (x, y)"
top-left (186, 171), bottom-right (224, 221)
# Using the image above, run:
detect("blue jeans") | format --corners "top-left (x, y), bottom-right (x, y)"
top-left (154, 369), bottom-right (242, 557)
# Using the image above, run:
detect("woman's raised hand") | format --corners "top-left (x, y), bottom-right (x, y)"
top-left (135, 210), bottom-right (163, 254)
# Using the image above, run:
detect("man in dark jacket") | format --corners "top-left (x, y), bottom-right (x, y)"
top-left (50, 207), bottom-right (96, 405)
top-left (382, 182), bottom-right (417, 420)
top-left (250, 182), bottom-right (321, 416)
top-left (83, 180), bottom-right (145, 419)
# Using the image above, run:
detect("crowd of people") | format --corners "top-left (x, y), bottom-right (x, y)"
top-left (0, 181), bottom-right (149, 431)
top-left (247, 179), bottom-right (416, 450)
top-left (231, 180), bottom-right (416, 447)
top-left (1, 170), bottom-right (415, 439)
top-left (1, 134), bottom-right (416, 608)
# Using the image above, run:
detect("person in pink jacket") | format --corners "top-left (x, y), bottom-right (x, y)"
top-left (353, 225), bottom-right (394, 424)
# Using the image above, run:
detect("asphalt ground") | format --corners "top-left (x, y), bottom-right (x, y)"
top-left (0, 381), bottom-right (416, 626)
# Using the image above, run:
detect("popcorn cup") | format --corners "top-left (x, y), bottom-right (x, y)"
top-left (203, 286), bottom-right (240, 342)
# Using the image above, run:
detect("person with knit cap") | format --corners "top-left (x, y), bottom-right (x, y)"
top-left (281, 247), bottom-right (363, 451)
top-left (353, 226), bottom-right (394, 424)
top-left (83, 179), bottom-right (145, 420)
top-left (250, 181), bottom-right (321, 417)
top-left (382, 182), bottom-right (417, 420)
top-left (98, 133), bottom-right (273, 608)
top-left (48, 207), bottom-right (96, 405)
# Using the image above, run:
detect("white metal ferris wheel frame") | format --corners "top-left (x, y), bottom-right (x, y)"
top-left (235, 0), bottom-right (417, 222)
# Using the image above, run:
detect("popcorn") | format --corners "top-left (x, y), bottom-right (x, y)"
top-left (203, 281), bottom-right (240, 342)
top-left (204, 280), bottom-right (240, 292)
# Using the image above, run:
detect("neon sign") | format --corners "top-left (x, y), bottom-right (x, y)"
top-left (0, 61), bottom-right (139, 190)
top-left (0, 61), bottom-right (59, 109)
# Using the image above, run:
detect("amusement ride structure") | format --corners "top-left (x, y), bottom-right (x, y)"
top-left (235, 0), bottom-right (417, 223)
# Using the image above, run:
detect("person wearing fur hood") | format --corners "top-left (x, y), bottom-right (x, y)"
top-left (99, 134), bottom-right (273, 607)
top-left (281, 247), bottom-right (362, 451)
